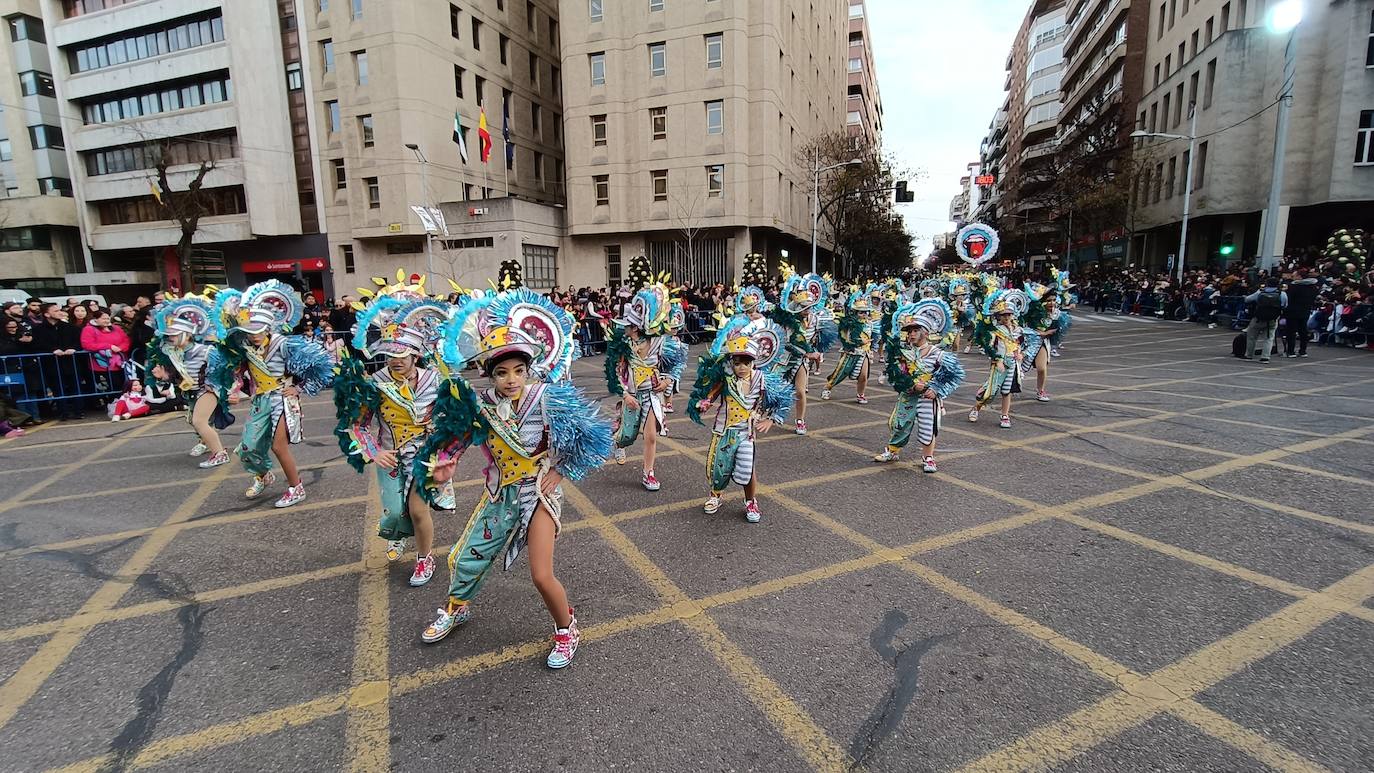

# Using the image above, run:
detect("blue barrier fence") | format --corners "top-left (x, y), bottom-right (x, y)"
top-left (1, 351), bottom-right (128, 418)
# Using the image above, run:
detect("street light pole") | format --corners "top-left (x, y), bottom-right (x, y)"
top-left (1258, 7), bottom-right (1301, 272)
top-left (405, 143), bottom-right (435, 284)
top-left (1176, 104), bottom-right (1198, 285)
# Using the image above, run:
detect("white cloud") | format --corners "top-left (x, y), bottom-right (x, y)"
top-left (866, 0), bottom-right (1026, 256)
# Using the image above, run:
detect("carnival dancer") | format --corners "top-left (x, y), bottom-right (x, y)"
top-left (1020, 281), bottom-right (1067, 402)
top-left (149, 294), bottom-right (233, 467)
top-left (1048, 267), bottom-right (1074, 357)
top-left (687, 316), bottom-right (793, 522)
top-left (964, 273), bottom-right (999, 353)
top-left (416, 288), bottom-right (612, 670)
top-left (335, 275), bottom-right (453, 585)
top-left (662, 302), bottom-right (688, 420)
top-left (874, 299), bottom-right (965, 471)
top-left (211, 281), bottom-right (334, 507)
top-left (605, 268), bottom-right (687, 491)
top-left (968, 288), bottom-right (1028, 428)
top-left (820, 287), bottom-right (874, 403)
top-left (769, 266), bottom-right (827, 435)
top-left (946, 276), bottom-right (975, 353)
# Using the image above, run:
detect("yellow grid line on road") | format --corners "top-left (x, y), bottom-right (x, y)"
top-left (343, 475), bottom-right (391, 773)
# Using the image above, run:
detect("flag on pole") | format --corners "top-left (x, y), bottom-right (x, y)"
top-left (477, 106), bottom-right (493, 164)
top-left (502, 97), bottom-right (514, 170)
top-left (453, 111), bottom-right (469, 165)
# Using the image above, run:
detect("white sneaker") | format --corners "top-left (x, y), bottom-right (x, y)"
top-left (409, 554), bottom-right (436, 587)
top-left (385, 539), bottom-right (409, 562)
top-left (189, 442), bottom-right (209, 457)
top-left (922, 456), bottom-right (938, 473)
top-left (968, 408), bottom-right (980, 423)
top-left (421, 604), bottom-right (472, 644)
top-left (856, 395), bottom-right (869, 405)
top-left (110, 415), bottom-right (121, 422)
top-left (197, 449), bottom-right (230, 468)
top-left (744, 499), bottom-right (762, 523)
top-left (820, 389), bottom-right (831, 401)
top-left (274, 483), bottom-right (307, 508)
top-left (245, 471), bottom-right (277, 499)
top-left (612, 447), bottom-right (626, 465)
top-left (794, 420), bottom-right (808, 436)
top-left (1050, 348), bottom-right (1061, 358)
top-left (1036, 390), bottom-right (1050, 403)
top-left (873, 449), bottom-right (899, 463)
top-left (877, 374), bottom-right (886, 385)
top-left (703, 496), bottom-right (722, 514)
top-left (999, 415), bottom-right (1012, 429)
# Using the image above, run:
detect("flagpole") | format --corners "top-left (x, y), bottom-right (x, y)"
top-left (504, 137), bottom-right (510, 198)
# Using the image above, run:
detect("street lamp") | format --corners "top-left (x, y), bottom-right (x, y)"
top-left (1131, 101), bottom-right (1198, 286)
top-left (404, 142), bottom-right (435, 285)
top-left (811, 157), bottom-right (863, 274)
top-left (1258, 0), bottom-right (1303, 271)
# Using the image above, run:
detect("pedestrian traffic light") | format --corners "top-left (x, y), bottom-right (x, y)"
top-left (894, 181), bottom-right (914, 203)
top-left (1219, 232), bottom-right (1235, 256)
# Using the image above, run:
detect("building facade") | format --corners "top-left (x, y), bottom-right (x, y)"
top-left (1001, 0), bottom-right (1068, 257)
top-left (557, 0), bottom-right (848, 288)
top-left (1131, 0), bottom-right (1374, 270)
top-left (846, 0), bottom-right (881, 146)
top-left (0, 1), bottom-right (81, 296)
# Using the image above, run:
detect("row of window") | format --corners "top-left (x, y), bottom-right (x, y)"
top-left (70, 13), bottom-right (223, 73)
top-left (19, 70), bottom-right (55, 98)
top-left (0, 227), bottom-right (53, 252)
top-left (1158, 0), bottom-right (1245, 41)
top-left (586, 34), bottom-right (725, 85)
top-left (61, 0), bottom-right (140, 18)
top-left (590, 102), bottom-right (724, 148)
top-left (80, 73), bottom-right (231, 125)
top-left (1140, 56), bottom-right (1217, 136)
top-left (6, 14), bottom-right (44, 44)
top-left (1140, 141), bottom-right (1209, 206)
top-left (591, 165), bottom-right (724, 207)
top-left (83, 131), bottom-right (238, 177)
top-left (314, 0), bottom-right (363, 19)
top-left (97, 185), bottom-right (246, 225)
top-left (589, 0), bottom-right (720, 21)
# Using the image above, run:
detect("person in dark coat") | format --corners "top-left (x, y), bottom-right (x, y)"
top-left (28, 303), bottom-right (86, 419)
top-left (1282, 267), bottom-right (1319, 358)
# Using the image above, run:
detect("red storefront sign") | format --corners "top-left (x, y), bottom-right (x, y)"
top-left (241, 257), bottom-right (329, 273)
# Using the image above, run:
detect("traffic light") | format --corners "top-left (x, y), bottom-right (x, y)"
top-left (894, 181), bottom-right (914, 203)
top-left (1219, 232), bottom-right (1235, 257)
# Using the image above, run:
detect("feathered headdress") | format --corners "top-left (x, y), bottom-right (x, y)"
top-left (154, 295), bottom-right (215, 340)
top-left (734, 285), bottom-right (772, 314)
top-left (229, 280), bottom-right (303, 335)
top-left (439, 287), bottom-right (576, 381)
top-left (779, 264), bottom-right (827, 314)
top-left (1050, 267), bottom-right (1073, 304)
top-left (947, 276), bottom-right (972, 298)
top-left (892, 298), bottom-right (954, 339)
top-left (616, 284), bottom-right (673, 335)
top-left (844, 287), bottom-right (872, 313)
top-left (983, 288), bottom-right (1029, 319)
top-left (918, 278), bottom-right (945, 299)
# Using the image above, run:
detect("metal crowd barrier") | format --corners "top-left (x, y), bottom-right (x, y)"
top-left (1, 351), bottom-right (127, 418)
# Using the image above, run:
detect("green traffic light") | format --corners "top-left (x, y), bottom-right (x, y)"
top-left (1219, 245), bottom-right (1235, 255)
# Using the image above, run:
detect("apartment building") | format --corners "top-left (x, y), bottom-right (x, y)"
top-left (1131, 0), bottom-right (1374, 269)
top-left (37, 0), bottom-right (330, 300)
top-left (304, 0), bottom-right (568, 289)
top-left (1000, 0), bottom-right (1068, 256)
top-left (845, 0), bottom-right (881, 145)
top-left (974, 104), bottom-right (1010, 224)
top-left (0, 0), bottom-right (81, 296)
top-left (558, 0), bottom-right (848, 288)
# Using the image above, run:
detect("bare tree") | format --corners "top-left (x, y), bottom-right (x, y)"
top-left (149, 139), bottom-right (216, 293)
top-left (666, 180), bottom-right (708, 286)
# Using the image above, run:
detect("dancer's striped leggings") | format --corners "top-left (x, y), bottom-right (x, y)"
top-left (887, 393), bottom-right (938, 450)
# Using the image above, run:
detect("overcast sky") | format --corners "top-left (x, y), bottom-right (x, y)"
top-left (867, 0), bottom-right (1027, 257)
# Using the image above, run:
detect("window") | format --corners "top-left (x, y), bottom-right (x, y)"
top-left (450, 4), bottom-right (460, 38)
top-left (359, 115), bottom-right (374, 147)
top-left (18, 71), bottom-right (54, 97)
top-left (351, 0), bottom-right (362, 19)
top-left (1189, 71), bottom-right (1199, 107)
top-left (83, 131), bottom-right (237, 176)
top-left (79, 73), bottom-right (232, 124)
top-left (1149, 102), bottom-right (1158, 133)
top-left (97, 186), bottom-right (243, 224)
top-left (1357, 111), bottom-right (1374, 165)
top-left (522, 244), bottom-right (557, 289)
top-left (0, 226), bottom-right (52, 250)
top-left (649, 42), bottom-right (666, 77)
top-left (1190, 30), bottom-right (1199, 59)
top-left (326, 100), bottom-right (340, 133)
top-left (341, 244), bottom-right (355, 273)
top-left (651, 169), bottom-right (667, 201)
top-left (8, 14), bottom-right (45, 42)
top-left (650, 106), bottom-right (667, 140)
top-left (531, 103), bottom-right (541, 136)
top-left (1174, 83), bottom-right (1184, 126)
top-left (650, 0), bottom-right (664, 10)
top-left (605, 245), bottom-right (622, 285)
top-left (849, 32), bottom-right (862, 47)
top-left (706, 164), bottom-right (723, 198)
top-left (590, 52), bottom-right (605, 85)
top-left (454, 65), bottom-right (464, 98)
top-left (1180, 149), bottom-right (1190, 195)
top-left (37, 177), bottom-right (73, 197)
top-left (705, 33), bottom-right (723, 69)
top-left (1367, 11), bottom-right (1374, 67)
top-left (69, 12), bottom-right (224, 73)
top-left (1153, 63), bottom-right (1161, 88)
top-left (533, 151), bottom-right (544, 185)
top-left (1237, 0), bottom-right (1247, 26)
top-left (526, 1), bottom-right (535, 30)
top-left (332, 158), bottom-right (347, 189)
top-left (499, 34), bottom-right (508, 65)
top-left (846, 110), bottom-right (860, 125)
top-left (593, 174), bottom-right (609, 205)
top-left (1206, 17), bottom-right (1215, 43)
top-left (529, 52), bottom-right (539, 85)
top-left (442, 236), bottom-right (494, 249)
top-left (475, 76), bottom-right (485, 104)
top-left (1158, 3), bottom-right (1166, 39)
top-left (322, 40), bottom-right (335, 72)
top-left (1201, 58), bottom-right (1217, 109)
top-left (28, 124), bottom-right (64, 149)
top-left (549, 17), bottom-right (558, 47)
top-left (471, 18), bottom-right (481, 49)
top-left (1196, 141), bottom-right (1208, 187)
top-left (847, 57), bottom-right (861, 73)
top-left (497, 0), bottom-right (504, 10)
top-left (590, 114), bottom-right (608, 146)
top-left (1162, 94), bottom-right (1171, 130)
top-left (1178, 42), bottom-right (1186, 67)
top-left (319, 0), bottom-right (329, 10)
top-left (1169, 0), bottom-right (1176, 28)
top-left (848, 4), bottom-right (862, 18)
top-left (0, 140), bottom-right (10, 161)
top-left (1165, 157), bottom-right (1176, 198)
top-left (365, 177), bottom-right (379, 207)
top-left (705, 100), bottom-right (723, 135)
top-left (354, 51), bottom-right (368, 85)
top-left (1153, 162), bottom-right (1163, 202)
top-left (1164, 54), bottom-right (1172, 77)
top-left (1220, 2), bottom-right (1230, 33)
top-left (590, 0), bottom-right (602, 22)
top-left (286, 61), bottom-right (304, 90)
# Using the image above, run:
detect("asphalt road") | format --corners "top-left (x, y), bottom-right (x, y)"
top-left (0, 315), bottom-right (1371, 773)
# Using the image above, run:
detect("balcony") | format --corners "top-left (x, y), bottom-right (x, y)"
top-left (1065, 0), bottom-right (1127, 57)
top-left (1021, 140), bottom-right (1057, 163)
top-left (1061, 38), bottom-right (1126, 112)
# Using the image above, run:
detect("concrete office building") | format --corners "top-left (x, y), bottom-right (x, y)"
top-left (1131, 0), bottom-right (1374, 270)
top-left (38, 0), bottom-right (331, 300)
top-left (304, 0), bottom-right (568, 290)
top-left (846, 0), bottom-right (882, 145)
top-left (1001, 0), bottom-right (1068, 257)
top-left (557, 0), bottom-right (848, 288)
top-left (0, 1), bottom-right (81, 296)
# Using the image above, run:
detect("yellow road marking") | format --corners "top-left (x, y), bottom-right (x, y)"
top-left (344, 475), bottom-right (391, 773)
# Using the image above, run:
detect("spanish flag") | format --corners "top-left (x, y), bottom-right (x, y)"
top-left (477, 106), bottom-right (492, 164)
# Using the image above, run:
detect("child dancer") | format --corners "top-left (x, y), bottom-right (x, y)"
top-left (149, 295), bottom-right (233, 467)
top-left (606, 280), bottom-right (686, 490)
top-left (417, 288), bottom-right (612, 670)
top-left (820, 288), bottom-right (873, 404)
top-left (335, 280), bottom-right (452, 585)
top-left (968, 288), bottom-right (1028, 429)
top-left (1021, 282), bottom-right (1065, 403)
top-left (873, 299), bottom-right (965, 472)
top-left (687, 317), bottom-right (793, 522)
top-left (211, 281), bottom-right (334, 507)
top-left (1048, 267), bottom-right (1074, 357)
top-left (662, 303), bottom-right (688, 420)
top-left (769, 266), bottom-right (826, 435)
